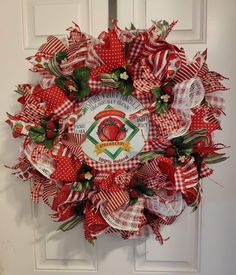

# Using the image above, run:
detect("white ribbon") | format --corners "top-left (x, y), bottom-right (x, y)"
top-left (170, 77), bottom-right (205, 138)
top-left (145, 191), bottom-right (185, 217)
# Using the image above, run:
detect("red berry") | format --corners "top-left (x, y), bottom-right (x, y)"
top-left (163, 85), bottom-right (173, 95)
top-left (165, 147), bottom-right (176, 157)
top-left (65, 80), bottom-right (77, 92)
top-left (130, 190), bottom-right (139, 199)
top-left (23, 172), bottom-right (29, 178)
top-left (46, 121), bottom-right (55, 130)
top-left (77, 174), bottom-right (85, 180)
top-left (68, 92), bottom-right (76, 101)
top-left (46, 130), bottom-right (56, 139)
top-left (90, 169), bottom-right (98, 176)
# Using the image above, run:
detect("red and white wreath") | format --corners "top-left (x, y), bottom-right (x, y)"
top-left (6, 20), bottom-right (228, 243)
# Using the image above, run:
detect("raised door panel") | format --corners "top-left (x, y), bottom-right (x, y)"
top-left (117, 0), bottom-right (207, 44)
top-left (22, 0), bottom-right (109, 49)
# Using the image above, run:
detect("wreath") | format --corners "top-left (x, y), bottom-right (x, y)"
top-left (6, 20), bottom-right (228, 244)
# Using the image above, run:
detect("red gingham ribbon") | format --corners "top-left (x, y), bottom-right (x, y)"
top-left (101, 197), bottom-right (145, 232)
top-left (173, 157), bottom-right (198, 195)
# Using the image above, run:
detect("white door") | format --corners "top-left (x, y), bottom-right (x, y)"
top-left (0, 0), bottom-right (235, 274)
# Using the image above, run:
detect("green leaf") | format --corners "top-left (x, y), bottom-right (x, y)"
top-left (75, 82), bottom-right (90, 99)
top-left (151, 87), bottom-right (162, 98)
top-left (28, 131), bottom-right (45, 143)
top-left (119, 80), bottom-right (133, 95)
top-left (134, 181), bottom-right (147, 193)
top-left (77, 163), bottom-right (93, 174)
top-left (204, 155), bottom-right (229, 164)
top-left (145, 189), bottom-right (154, 197)
top-left (55, 77), bottom-right (67, 91)
top-left (14, 87), bottom-right (24, 95)
top-left (155, 102), bottom-right (168, 113)
top-left (173, 158), bottom-right (179, 168)
top-left (30, 125), bottom-right (45, 134)
top-left (57, 216), bottom-right (84, 232)
top-left (183, 133), bottom-right (209, 146)
top-left (28, 126), bottom-right (46, 143)
top-left (111, 68), bottom-right (123, 81)
top-left (172, 136), bottom-right (184, 146)
top-left (139, 150), bottom-right (163, 163)
top-left (73, 201), bottom-right (87, 216)
top-left (56, 51), bottom-right (67, 61)
top-left (168, 80), bottom-right (175, 87)
top-left (73, 67), bottom-right (90, 83)
top-left (179, 147), bottom-right (194, 155)
top-left (43, 139), bottom-right (55, 149)
top-left (130, 23), bottom-right (136, 30)
top-left (183, 128), bottom-right (207, 141)
top-left (130, 197), bottom-right (138, 205)
top-left (86, 237), bottom-right (95, 246)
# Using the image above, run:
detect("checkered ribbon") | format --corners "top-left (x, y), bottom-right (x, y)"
top-left (24, 141), bottom-right (55, 179)
top-left (149, 220), bottom-right (166, 244)
top-left (131, 77), bottom-right (205, 140)
top-left (31, 174), bottom-right (59, 206)
top-left (34, 86), bottom-right (74, 118)
top-left (88, 79), bottom-right (115, 93)
top-left (125, 20), bottom-right (177, 66)
top-left (151, 109), bottom-right (181, 140)
top-left (146, 138), bottom-right (171, 150)
top-left (114, 170), bottom-right (134, 189)
top-left (199, 162), bottom-right (213, 178)
top-left (94, 170), bottom-right (133, 191)
top-left (173, 157), bottom-right (199, 195)
top-left (101, 198), bottom-right (145, 231)
top-left (14, 89), bottom-right (46, 125)
top-left (31, 173), bottom-right (47, 203)
top-left (106, 228), bottom-right (136, 239)
top-left (127, 32), bottom-right (148, 65)
top-left (133, 66), bottom-right (161, 94)
top-left (31, 144), bottom-right (51, 163)
top-left (206, 94), bottom-right (225, 110)
top-left (198, 63), bottom-right (228, 94)
top-left (53, 100), bottom-right (74, 117)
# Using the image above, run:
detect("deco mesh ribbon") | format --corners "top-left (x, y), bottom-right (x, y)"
top-left (6, 20), bottom-right (229, 243)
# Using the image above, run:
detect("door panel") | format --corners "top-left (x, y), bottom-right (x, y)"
top-left (0, 0), bottom-right (235, 274)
